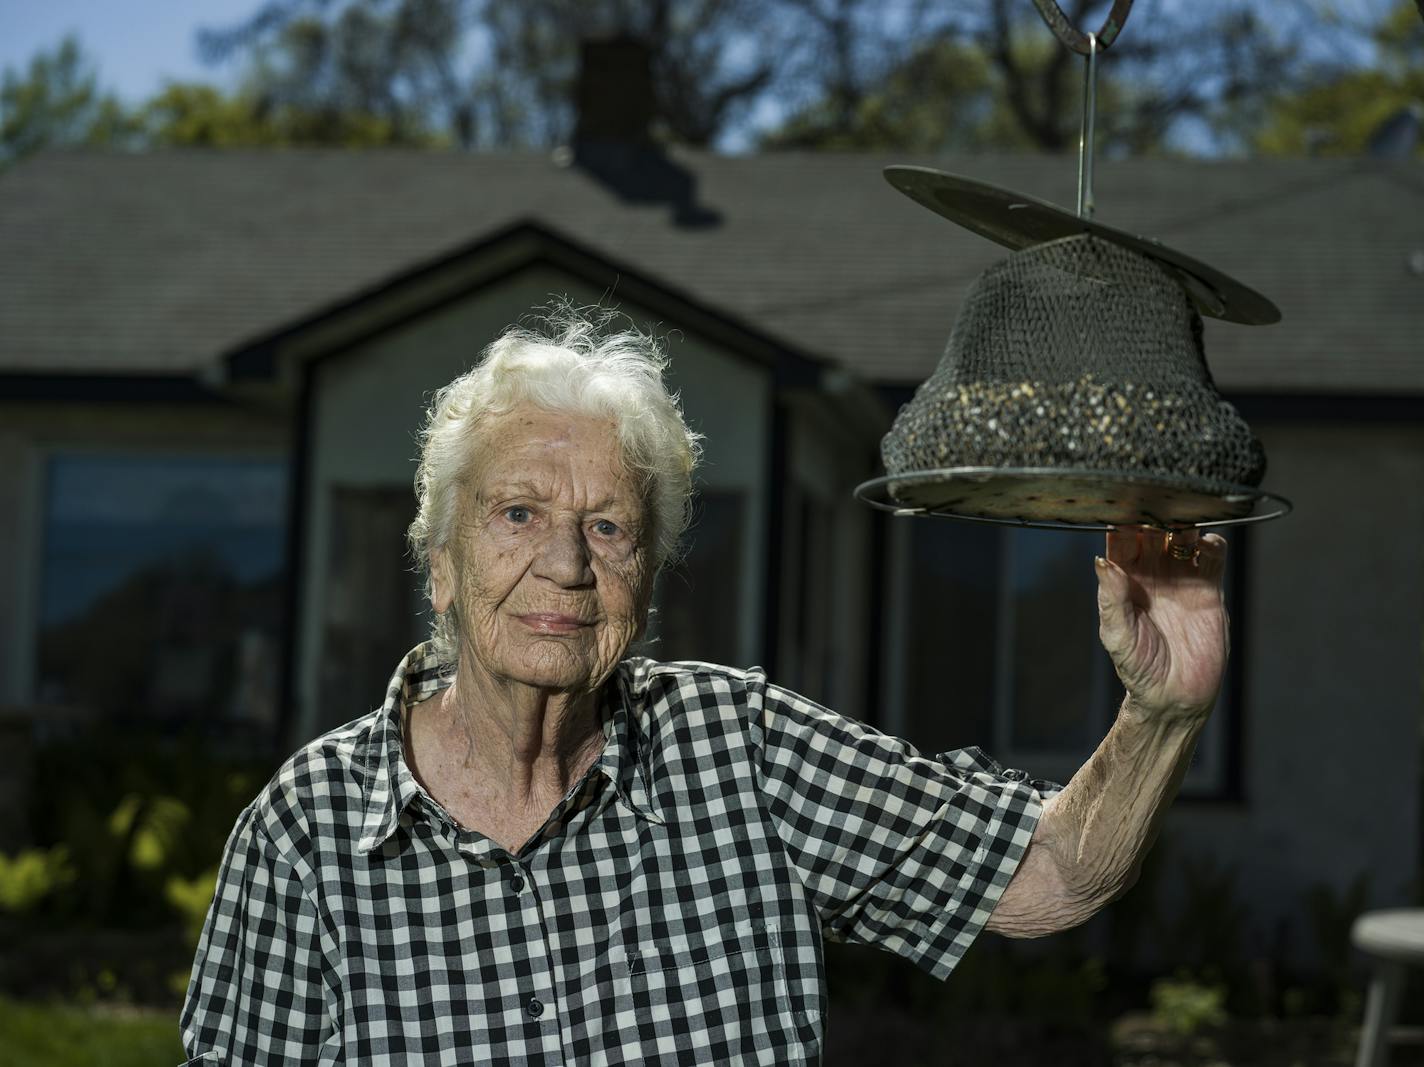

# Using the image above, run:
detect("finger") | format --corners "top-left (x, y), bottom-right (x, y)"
top-left (1105, 525), bottom-right (1139, 566)
top-left (1197, 532), bottom-right (1228, 582)
top-left (1162, 527), bottom-right (1203, 569)
top-left (1094, 554), bottom-right (1134, 656)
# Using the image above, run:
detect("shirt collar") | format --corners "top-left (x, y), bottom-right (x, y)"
top-left (357, 643), bottom-right (451, 854)
top-left (357, 645), bottom-right (663, 855)
top-left (593, 665), bottom-right (666, 827)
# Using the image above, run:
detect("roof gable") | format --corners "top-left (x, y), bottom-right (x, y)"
top-left (222, 217), bottom-right (828, 390)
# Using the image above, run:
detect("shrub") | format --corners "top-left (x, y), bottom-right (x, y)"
top-left (165, 867), bottom-right (219, 947)
top-left (0, 846), bottom-right (77, 913)
top-left (1150, 973), bottom-right (1229, 1035)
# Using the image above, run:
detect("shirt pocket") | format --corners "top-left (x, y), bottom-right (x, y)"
top-left (621, 921), bottom-right (806, 1064)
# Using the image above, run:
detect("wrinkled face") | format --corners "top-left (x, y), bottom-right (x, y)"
top-left (431, 406), bottom-right (654, 694)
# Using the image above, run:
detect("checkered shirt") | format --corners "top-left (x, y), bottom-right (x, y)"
top-left (180, 643), bottom-right (1055, 1064)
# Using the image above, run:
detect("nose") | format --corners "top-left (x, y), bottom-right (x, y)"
top-left (532, 518), bottom-right (595, 588)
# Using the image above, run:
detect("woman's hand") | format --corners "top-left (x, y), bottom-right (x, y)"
top-left (1095, 527), bottom-right (1230, 722)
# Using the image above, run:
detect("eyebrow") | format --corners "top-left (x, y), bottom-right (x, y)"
top-left (480, 482), bottom-right (634, 516)
top-left (481, 481), bottom-right (551, 502)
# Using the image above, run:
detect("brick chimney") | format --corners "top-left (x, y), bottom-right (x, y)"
top-left (573, 36), bottom-right (657, 148)
top-left (566, 35), bottom-right (720, 227)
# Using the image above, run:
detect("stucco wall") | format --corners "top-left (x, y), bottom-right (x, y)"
top-left (1160, 418), bottom-right (1424, 948)
top-left (295, 265), bottom-right (772, 742)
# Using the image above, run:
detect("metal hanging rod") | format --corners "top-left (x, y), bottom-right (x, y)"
top-left (1077, 31), bottom-right (1098, 219)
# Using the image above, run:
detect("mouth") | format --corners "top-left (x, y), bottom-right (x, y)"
top-left (515, 613), bottom-right (594, 635)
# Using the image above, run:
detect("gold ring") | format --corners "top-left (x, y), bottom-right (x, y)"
top-left (1167, 534), bottom-right (1199, 562)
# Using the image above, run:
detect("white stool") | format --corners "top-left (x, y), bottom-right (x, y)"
top-left (1354, 909), bottom-right (1424, 1067)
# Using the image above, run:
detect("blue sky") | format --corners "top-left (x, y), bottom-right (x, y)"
top-left (1, 0), bottom-right (249, 102)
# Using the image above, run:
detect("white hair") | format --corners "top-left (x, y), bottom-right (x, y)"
top-left (407, 302), bottom-right (703, 666)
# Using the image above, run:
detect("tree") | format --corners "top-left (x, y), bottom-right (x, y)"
top-left (136, 81), bottom-right (443, 148)
top-left (1, 34), bottom-right (435, 160)
top-left (198, 0), bottom-right (785, 149)
top-left (0, 36), bottom-right (138, 164)
top-left (762, 35), bottom-right (999, 151)
top-left (761, 0), bottom-right (1301, 155)
top-left (1250, 1), bottom-right (1423, 156)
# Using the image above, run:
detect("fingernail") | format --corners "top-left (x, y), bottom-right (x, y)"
top-left (1094, 556), bottom-right (1106, 570)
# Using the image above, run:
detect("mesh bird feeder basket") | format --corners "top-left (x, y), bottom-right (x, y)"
top-left (856, 2), bottom-right (1291, 531)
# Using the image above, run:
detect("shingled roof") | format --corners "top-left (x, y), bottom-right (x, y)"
top-left (2, 149), bottom-right (1421, 392)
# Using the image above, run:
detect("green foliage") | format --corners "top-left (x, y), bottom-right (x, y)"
top-left (0, 36), bottom-right (139, 164)
top-left (1150, 973), bottom-right (1229, 1035)
top-left (763, 38), bottom-right (999, 152)
top-left (761, 30), bottom-right (1142, 154)
top-left (0, 846), bottom-right (77, 913)
top-left (0, 34), bottom-right (442, 161)
top-left (136, 81), bottom-right (445, 148)
top-left (0, 734), bottom-right (267, 1006)
top-left (165, 868), bottom-right (220, 947)
top-left (0, 996), bottom-right (183, 1067)
top-left (1253, 2), bottom-right (1424, 157)
top-left (26, 730), bottom-right (269, 932)
top-left (109, 794), bottom-right (193, 874)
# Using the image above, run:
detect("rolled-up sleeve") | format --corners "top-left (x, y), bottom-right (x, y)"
top-left (748, 675), bottom-right (1062, 980)
top-left (179, 805), bottom-right (337, 1065)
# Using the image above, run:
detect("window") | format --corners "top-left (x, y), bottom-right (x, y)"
top-left (36, 453), bottom-right (287, 736)
top-left (889, 521), bottom-right (1239, 798)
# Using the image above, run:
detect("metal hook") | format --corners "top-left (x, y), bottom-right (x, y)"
top-left (1031, 0), bottom-right (1134, 54)
top-left (1077, 32), bottom-right (1098, 219)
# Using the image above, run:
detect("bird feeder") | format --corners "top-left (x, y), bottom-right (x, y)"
top-left (856, 1), bottom-right (1291, 530)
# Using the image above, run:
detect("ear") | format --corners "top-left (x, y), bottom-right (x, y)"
top-left (430, 545), bottom-right (455, 615)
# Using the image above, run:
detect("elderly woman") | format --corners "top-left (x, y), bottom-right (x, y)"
top-left (181, 307), bottom-right (1228, 1064)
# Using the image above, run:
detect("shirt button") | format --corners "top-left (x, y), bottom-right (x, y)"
top-left (526, 997), bottom-right (544, 1018)
top-left (509, 874), bottom-right (525, 892)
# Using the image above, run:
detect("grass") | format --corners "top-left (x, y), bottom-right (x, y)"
top-left (0, 996), bottom-right (184, 1067)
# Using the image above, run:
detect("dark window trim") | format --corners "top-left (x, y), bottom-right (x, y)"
top-left (0, 375), bottom-right (230, 404)
top-left (863, 503), bottom-right (890, 729)
top-left (761, 400), bottom-right (789, 677)
top-left (276, 359), bottom-right (317, 753)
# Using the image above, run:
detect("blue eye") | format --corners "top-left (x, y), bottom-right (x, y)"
top-left (505, 506), bottom-right (531, 524)
top-left (594, 519), bottom-right (620, 537)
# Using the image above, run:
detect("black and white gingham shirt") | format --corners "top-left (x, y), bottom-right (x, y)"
top-left (181, 644), bottom-right (1056, 1064)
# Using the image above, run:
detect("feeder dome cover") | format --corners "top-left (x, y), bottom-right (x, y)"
top-left (872, 232), bottom-right (1279, 528)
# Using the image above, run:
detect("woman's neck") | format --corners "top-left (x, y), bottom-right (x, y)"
top-left (435, 660), bottom-right (607, 807)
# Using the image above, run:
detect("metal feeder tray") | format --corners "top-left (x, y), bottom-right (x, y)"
top-left (855, 466), bottom-right (1293, 532)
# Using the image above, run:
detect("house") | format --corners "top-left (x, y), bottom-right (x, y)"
top-left (1, 145), bottom-right (1420, 961)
